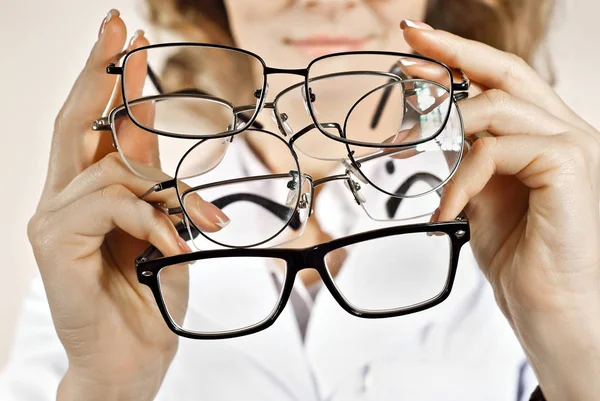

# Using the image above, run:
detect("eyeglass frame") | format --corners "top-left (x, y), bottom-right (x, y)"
top-left (146, 125), bottom-right (461, 249)
top-left (104, 42), bottom-right (469, 149)
top-left (135, 212), bottom-right (470, 340)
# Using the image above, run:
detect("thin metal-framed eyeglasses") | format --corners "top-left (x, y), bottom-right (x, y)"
top-left (102, 43), bottom-right (469, 149)
top-left (142, 124), bottom-right (463, 249)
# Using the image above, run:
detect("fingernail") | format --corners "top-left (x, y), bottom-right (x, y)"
top-left (129, 29), bottom-right (145, 48)
top-left (400, 19), bottom-right (433, 31)
top-left (398, 58), bottom-right (419, 67)
top-left (178, 240), bottom-right (193, 254)
top-left (98, 9), bottom-right (119, 39)
top-left (189, 197), bottom-right (230, 231)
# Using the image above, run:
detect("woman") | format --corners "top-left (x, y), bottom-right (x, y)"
top-left (1, 1), bottom-right (599, 400)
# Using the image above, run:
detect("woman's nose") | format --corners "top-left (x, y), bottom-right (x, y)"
top-left (298, 0), bottom-right (360, 18)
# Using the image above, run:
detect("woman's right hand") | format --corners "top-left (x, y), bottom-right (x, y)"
top-left (26, 11), bottom-right (224, 401)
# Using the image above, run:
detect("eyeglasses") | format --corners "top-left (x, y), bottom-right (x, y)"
top-left (135, 211), bottom-right (470, 339)
top-left (142, 119), bottom-right (461, 249)
top-left (97, 43), bottom-right (469, 175)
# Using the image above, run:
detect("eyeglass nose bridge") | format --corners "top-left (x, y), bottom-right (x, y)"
top-left (286, 245), bottom-right (326, 274)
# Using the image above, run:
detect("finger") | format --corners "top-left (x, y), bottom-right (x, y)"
top-left (106, 29), bottom-right (149, 111)
top-left (108, 31), bottom-right (161, 169)
top-left (49, 184), bottom-right (191, 267)
top-left (96, 31), bottom-right (155, 165)
top-left (116, 102), bottom-right (160, 168)
top-left (46, 11), bottom-right (127, 197)
top-left (52, 153), bottom-right (228, 233)
top-left (123, 30), bottom-right (149, 103)
top-left (59, 10), bottom-right (128, 130)
top-left (460, 90), bottom-right (571, 137)
top-left (401, 25), bottom-right (594, 133)
top-left (436, 134), bottom-right (589, 222)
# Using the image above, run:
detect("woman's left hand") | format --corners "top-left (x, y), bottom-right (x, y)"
top-left (401, 21), bottom-right (600, 400)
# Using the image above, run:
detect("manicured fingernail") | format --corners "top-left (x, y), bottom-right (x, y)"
top-left (178, 240), bottom-right (193, 254)
top-left (398, 58), bottom-right (419, 67)
top-left (129, 29), bottom-right (145, 48)
top-left (189, 197), bottom-right (230, 231)
top-left (400, 19), bottom-right (433, 30)
top-left (99, 9), bottom-right (119, 39)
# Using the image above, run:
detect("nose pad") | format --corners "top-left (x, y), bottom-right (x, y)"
top-left (297, 192), bottom-right (311, 224)
top-left (271, 110), bottom-right (294, 136)
top-left (285, 172), bottom-right (313, 225)
top-left (254, 82), bottom-right (269, 112)
top-left (301, 86), bottom-right (316, 116)
top-left (285, 171), bottom-right (302, 207)
top-left (344, 179), bottom-right (366, 205)
top-left (341, 159), bottom-right (368, 184)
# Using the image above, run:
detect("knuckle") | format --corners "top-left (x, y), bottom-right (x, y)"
top-left (100, 184), bottom-right (131, 203)
top-left (145, 206), bottom-right (173, 240)
top-left (471, 135), bottom-right (497, 155)
top-left (96, 152), bottom-right (123, 175)
top-left (26, 213), bottom-right (45, 244)
top-left (503, 52), bottom-right (530, 81)
top-left (53, 109), bottom-right (67, 134)
top-left (26, 212), bottom-right (58, 253)
top-left (551, 136), bottom-right (588, 171)
top-left (482, 89), bottom-right (510, 110)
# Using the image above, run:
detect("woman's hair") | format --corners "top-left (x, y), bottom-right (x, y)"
top-left (144, 0), bottom-right (555, 63)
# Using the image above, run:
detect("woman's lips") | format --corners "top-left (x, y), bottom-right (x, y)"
top-left (285, 35), bottom-right (373, 57)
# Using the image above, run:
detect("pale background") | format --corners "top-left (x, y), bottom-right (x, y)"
top-left (0, 0), bottom-right (598, 369)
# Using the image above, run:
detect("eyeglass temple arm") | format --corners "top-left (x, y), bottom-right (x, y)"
top-left (370, 62), bottom-right (470, 129)
top-left (211, 193), bottom-right (302, 230)
top-left (385, 172), bottom-right (444, 218)
top-left (142, 191), bottom-right (301, 261)
top-left (370, 64), bottom-right (407, 129)
top-left (154, 191), bottom-right (301, 230)
top-left (137, 171), bottom-right (447, 263)
top-left (138, 194), bottom-right (300, 263)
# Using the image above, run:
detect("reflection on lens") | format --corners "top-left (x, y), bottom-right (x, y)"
top-left (123, 45), bottom-right (265, 137)
top-left (307, 54), bottom-right (452, 148)
top-left (273, 79), bottom-right (351, 161)
top-left (176, 129), bottom-right (308, 249)
top-left (325, 232), bottom-right (451, 311)
top-left (111, 98), bottom-right (232, 180)
top-left (318, 173), bottom-right (441, 224)
top-left (159, 256), bottom-right (286, 334)
top-left (346, 99), bottom-right (463, 198)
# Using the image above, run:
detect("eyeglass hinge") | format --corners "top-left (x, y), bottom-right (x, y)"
top-left (453, 92), bottom-right (469, 102)
top-left (452, 82), bottom-right (469, 92)
top-left (92, 117), bottom-right (111, 131)
top-left (106, 64), bottom-right (123, 75)
top-left (155, 179), bottom-right (177, 192)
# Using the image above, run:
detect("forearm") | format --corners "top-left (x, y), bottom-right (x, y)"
top-left (514, 302), bottom-right (600, 401)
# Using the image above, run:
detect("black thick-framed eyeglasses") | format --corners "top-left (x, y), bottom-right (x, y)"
top-left (135, 212), bottom-right (470, 340)
top-left (133, 167), bottom-right (469, 339)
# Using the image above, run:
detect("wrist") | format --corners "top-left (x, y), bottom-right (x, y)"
top-left (512, 302), bottom-right (600, 400)
top-left (58, 366), bottom-right (164, 401)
